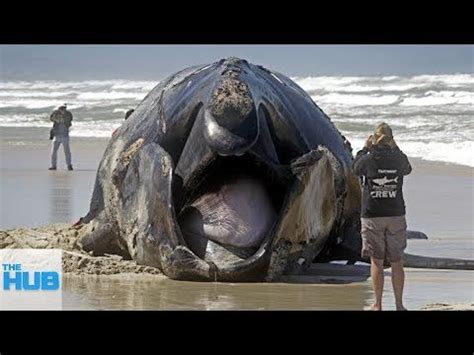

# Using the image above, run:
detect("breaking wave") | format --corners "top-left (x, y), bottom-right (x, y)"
top-left (0, 74), bottom-right (472, 167)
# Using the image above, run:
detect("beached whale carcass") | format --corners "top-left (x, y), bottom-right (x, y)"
top-left (77, 57), bottom-right (362, 281)
top-left (76, 57), bottom-right (474, 281)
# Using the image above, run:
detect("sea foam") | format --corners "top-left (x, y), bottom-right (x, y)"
top-left (0, 74), bottom-right (472, 167)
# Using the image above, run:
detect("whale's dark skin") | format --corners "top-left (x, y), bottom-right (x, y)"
top-left (78, 57), bottom-right (472, 282)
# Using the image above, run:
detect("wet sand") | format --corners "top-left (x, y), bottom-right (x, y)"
top-left (0, 127), bottom-right (108, 229)
top-left (62, 273), bottom-right (372, 310)
top-left (1, 126), bottom-right (473, 310)
top-left (421, 302), bottom-right (474, 310)
top-left (60, 264), bottom-right (473, 310)
top-left (2, 223), bottom-right (471, 310)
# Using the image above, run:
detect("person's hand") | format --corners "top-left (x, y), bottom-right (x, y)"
top-left (364, 135), bottom-right (373, 149)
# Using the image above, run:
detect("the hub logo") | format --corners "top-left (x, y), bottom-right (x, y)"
top-left (2, 263), bottom-right (60, 291)
top-left (0, 249), bottom-right (62, 310)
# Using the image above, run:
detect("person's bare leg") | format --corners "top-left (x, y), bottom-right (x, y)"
top-left (391, 260), bottom-right (406, 310)
top-left (368, 257), bottom-right (385, 311)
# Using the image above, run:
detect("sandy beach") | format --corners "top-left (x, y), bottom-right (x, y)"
top-left (1, 126), bottom-right (473, 310)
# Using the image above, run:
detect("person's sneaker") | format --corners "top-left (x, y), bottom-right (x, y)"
top-left (48, 167), bottom-right (56, 170)
top-left (67, 165), bottom-right (74, 171)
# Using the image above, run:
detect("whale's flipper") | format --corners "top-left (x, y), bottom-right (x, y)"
top-left (406, 230), bottom-right (428, 239)
top-left (403, 253), bottom-right (474, 270)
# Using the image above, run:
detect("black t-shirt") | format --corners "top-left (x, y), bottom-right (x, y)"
top-left (353, 145), bottom-right (412, 218)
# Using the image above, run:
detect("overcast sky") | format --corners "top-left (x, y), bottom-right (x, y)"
top-left (1, 45), bottom-right (472, 81)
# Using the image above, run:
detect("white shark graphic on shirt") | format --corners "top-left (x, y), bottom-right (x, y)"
top-left (372, 176), bottom-right (398, 186)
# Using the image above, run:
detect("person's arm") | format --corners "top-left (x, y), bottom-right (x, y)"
top-left (399, 152), bottom-right (412, 176)
top-left (353, 135), bottom-right (372, 176)
top-left (353, 151), bottom-right (369, 176)
top-left (66, 111), bottom-right (73, 127)
top-left (355, 146), bottom-right (369, 160)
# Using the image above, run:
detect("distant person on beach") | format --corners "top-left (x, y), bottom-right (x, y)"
top-left (49, 104), bottom-right (73, 171)
top-left (124, 109), bottom-right (134, 120)
top-left (353, 122), bottom-right (412, 311)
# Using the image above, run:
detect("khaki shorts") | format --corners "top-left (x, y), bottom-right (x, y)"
top-left (361, 216), bottom-right (407, 262)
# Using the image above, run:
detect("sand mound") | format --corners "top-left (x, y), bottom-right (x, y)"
top-left (0, 224), bottom-right (161, 276)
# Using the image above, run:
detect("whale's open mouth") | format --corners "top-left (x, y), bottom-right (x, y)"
top-left (174, 154), bottom-right (288, 268)
top-left (79, 57), bottom-right (366, 282)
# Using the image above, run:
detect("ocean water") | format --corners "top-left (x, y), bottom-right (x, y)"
top-left (0, 74), bottom-right (472, 166)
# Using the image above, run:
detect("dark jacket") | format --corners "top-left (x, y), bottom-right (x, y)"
top-left (50, 109), bottom-right (73, 137)
top-left (353, 145), bottom-right (412, 218)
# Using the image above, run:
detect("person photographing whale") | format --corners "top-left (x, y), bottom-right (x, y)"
top-left (353, 122), bottom-right (412, 311)
top-left (49, 104), bottom-right (74, 171)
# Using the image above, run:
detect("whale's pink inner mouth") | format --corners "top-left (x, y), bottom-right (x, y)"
top-left (175, 154), bottom-right (286, 262)
top-left (178, 175), bottom-right (276, 249)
